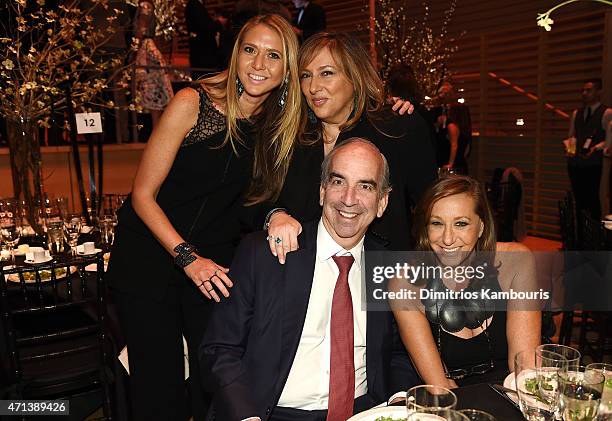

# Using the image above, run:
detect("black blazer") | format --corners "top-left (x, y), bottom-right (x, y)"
top-left (293, 1), bottom-right (326, 41)
top-left (200, 221), bottom-right (418, 421)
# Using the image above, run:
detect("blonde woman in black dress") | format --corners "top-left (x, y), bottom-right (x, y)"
top-left (107, 15), bottom-right (301, 421)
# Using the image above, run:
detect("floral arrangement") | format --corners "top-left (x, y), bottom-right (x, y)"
top-left (124, 0), bottom-right (187, 40)
top-left (0, 0), bottom-right (130, 126)
top-left (373, 0), bottom-right (462, 101)
top-left (537, 0), bottom-right (612, 31)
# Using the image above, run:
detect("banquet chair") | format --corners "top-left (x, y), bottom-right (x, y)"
top-left (557, 192), bottom-right (577, 345)
top-left (0, 255), bottom-right (113, 420)
top-left (575, 212), bottom-right (611, 362)
top-left (486, 171), bottom-right (522, 242)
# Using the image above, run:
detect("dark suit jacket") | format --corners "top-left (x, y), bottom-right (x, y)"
top-left (200, 221), bottom-right (418, 421)
top-left (293, 1), bottom-right (326, 41)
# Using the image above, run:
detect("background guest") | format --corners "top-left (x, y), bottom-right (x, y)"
top-left (134, 1), bottom-right (174, 130)
top-left (292, 0), bottom-right (326, 42)
top-left (186, 0), bottom-right (221, 79)
top-left (564, 78), bottom-right (612, 219)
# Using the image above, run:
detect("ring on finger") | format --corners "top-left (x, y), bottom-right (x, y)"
top-left (197, 280), bottom-right (204, 288)
top-left (266, 235), bottom-right (272, 241)
top-left (204, 281), bottom-right (214, 292)
top-left (275, 237), bottom-right (282, 244)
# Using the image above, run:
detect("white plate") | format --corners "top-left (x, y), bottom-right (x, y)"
top-left (348, 406), bottom-right (409, 421)
top-left (76, 246), bottom-right (102, 256)
top-left (24, 256), bottom-right (53, 264)
top-left (503, 372), bottom-right (515, 390)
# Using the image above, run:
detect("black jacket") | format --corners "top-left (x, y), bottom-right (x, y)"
top-left (200, 221), bottom-right (419, 421)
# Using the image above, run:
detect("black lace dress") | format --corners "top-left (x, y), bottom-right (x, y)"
top-left (106, 86), bottom-right (254, 421)
top-left (108, 86), bottom-right (254, 300)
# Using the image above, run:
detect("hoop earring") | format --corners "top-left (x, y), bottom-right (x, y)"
top-left (236, 77), bottom-right (244, 97)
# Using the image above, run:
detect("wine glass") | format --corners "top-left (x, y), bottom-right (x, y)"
top-left (515, 348), bottom-right (568, 420)
top-left (63, 213), bottom-right (82, 255)
top-left (98, 214), bottom-right (116, 247)
top-left (537, 344), bottom-right (581, 370)
top-left (0, 215), bottom-right (21, 263)
top-left (585, 363), bottom-right (612, 418)
top-left (558, 366), bottom-right (605, 420)
top-left (406, 385), bottom-right (457, 414)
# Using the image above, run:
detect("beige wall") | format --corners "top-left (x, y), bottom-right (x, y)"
top-left (0, 144), bottom-right (144, 211)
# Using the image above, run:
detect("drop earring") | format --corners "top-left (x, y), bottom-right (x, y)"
top-left (236, 77), bottom-right (244, 97)
top-left (278, 76), bottom-right (288, 109)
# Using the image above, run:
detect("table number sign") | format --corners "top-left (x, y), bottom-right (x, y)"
top-left (75, 112), bottom-right (103, 134)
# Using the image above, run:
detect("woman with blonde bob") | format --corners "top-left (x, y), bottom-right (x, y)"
top-left (391, 175), bottom-right (541, 388)
top-left (264, 32), bottom-right (437, 260)
top-left (107, 14), bottom-right (301, 421)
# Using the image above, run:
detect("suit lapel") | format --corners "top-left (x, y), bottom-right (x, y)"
top-left (278, 222), bottom-right (318, 386)
top-left (364, 234), bottom-right (388, 394)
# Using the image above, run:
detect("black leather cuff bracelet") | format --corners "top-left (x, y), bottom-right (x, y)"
top-left (263, 208), bottom-right (288, 230)
top-left (175, 252), bottom-right (196, 268)
top-left (173, 242), bottom-right (197, 256)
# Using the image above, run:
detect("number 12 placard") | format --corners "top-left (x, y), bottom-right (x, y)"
top-left (75, 112), bottom-right (103, 134)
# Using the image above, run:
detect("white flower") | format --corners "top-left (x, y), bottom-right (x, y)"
top-left (537, 14), bottom-right (554, 31)
top-left (2, 59), bottom-right (14, 70)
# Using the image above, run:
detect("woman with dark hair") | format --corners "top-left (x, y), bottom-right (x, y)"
top-left (391, 176), bottom-right (541, 387)
top-left (107, 14), bottom-right (301, 420)
top-left (264, 32), bottom-right (437, 261)
top-left (437, 103), bottom-right (472, 174)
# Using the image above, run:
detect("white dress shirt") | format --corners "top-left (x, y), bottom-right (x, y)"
top-left (277, 219), bottom-right (368, 409)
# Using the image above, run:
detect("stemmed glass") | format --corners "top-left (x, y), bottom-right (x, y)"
top-left (0, 199), bottom-right (21, 262)
top-left (514, 348), bottom-right (568, 420)
top-left (558, 366), bottom-right (605, 420)
top-left (63, 213), bottom-right (82, 255)
top-left (585, 363), bottom-right (612, 418)
top-left (98, 215), bottom-right (116, 247)
top-left (537, 344), bottom-right (581, 370)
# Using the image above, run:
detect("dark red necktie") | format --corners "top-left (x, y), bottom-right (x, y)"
top-left (327, 255), bottom-right (355, 421)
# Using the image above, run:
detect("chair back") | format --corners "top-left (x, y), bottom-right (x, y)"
top-left (558, 192), bottom-right (577, 250)
top-left (0, 255), bottom-right (112, 418)
top-left (487, 171), bottom-right (522, 241)
top-left (580, 210), bottom-right (606, 251)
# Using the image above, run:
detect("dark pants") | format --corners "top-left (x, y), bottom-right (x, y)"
top-left (114, 280), bottom-right (212, 421)
top-left (568, 163), bottom-right (602, 219)
top-left (269, 394), bottom-right (378, 421)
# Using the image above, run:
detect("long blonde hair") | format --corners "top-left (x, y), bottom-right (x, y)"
top-left (202, 14), bottom-right (302, 204)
